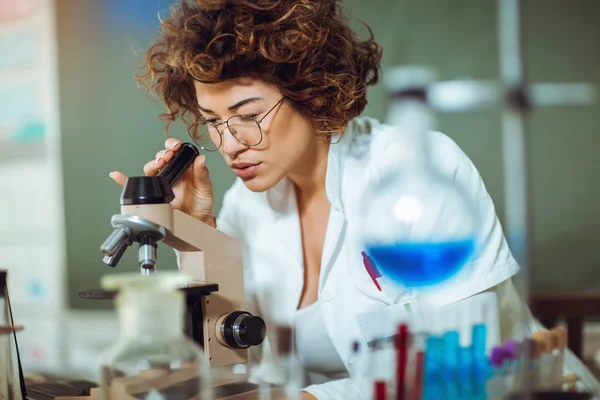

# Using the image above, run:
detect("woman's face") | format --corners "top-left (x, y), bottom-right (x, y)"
top-left (194, 78), bottom-right (320, 192)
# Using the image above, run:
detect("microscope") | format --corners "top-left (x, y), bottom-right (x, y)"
top-left (79, 143), bottom-right (266, 369)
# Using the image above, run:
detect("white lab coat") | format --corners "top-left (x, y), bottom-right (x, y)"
top-left (216, 116), bottom-right (523, 399)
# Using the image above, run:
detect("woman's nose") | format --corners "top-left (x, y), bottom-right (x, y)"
top-left (221, 125), bottom-right (248, 155)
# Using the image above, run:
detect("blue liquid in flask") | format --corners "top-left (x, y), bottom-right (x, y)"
top-left (366, 239), bottom-right (475, 287)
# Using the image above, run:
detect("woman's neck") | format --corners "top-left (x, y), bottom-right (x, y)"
top-left (288, 139), bottom-right (330, 207)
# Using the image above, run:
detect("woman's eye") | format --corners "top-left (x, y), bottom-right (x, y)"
top-left (206, 119), bottom-right (220, 124)
top-left (238, 114), bottom-right (259, 122)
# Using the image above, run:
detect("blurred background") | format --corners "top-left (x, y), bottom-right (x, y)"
top-left (0, 0), bottom-right (598, 380)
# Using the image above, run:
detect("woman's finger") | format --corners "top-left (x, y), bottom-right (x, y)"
top-left (155, 149), bottom-right (175, 162)
top-left (192, 154), bottom-right (210, 184)
top-left (109, 171), bottom-right (128, 187)
top-left (165, 138), bottom-right (182, 151)
top-left (143, 158), bottom-right (163, 176)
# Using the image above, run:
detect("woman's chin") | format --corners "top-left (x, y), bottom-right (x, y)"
top-left (241, 174), bottom-right (279, 193)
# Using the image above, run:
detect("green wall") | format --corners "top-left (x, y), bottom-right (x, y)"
top-left (58, 0), bottom-right (600, 309)
top-left (57, 0), bottom-right (236, 308)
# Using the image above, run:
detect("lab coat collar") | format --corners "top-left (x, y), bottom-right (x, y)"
top-left (325, 133), bottom-right (345, 214)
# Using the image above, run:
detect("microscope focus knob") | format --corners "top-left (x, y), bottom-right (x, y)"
top-left (221, 311), bottom-right (266, 349)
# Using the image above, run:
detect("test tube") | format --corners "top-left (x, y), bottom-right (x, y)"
top-left (458, 346), bottom-right (473, 399)
top-left (548, 329), bottom-right (560, 390)
top-left (374, 380), bottom-right (387, 400)
top-left (502, 340), bottom-right (520, 392)
top-left (411, 350), bottom-right (425, 400)
top-left (550, 327), bottom-right (567, 389)
top-left (531, 337), bottom-right (544, 390)
top-left (275, 325), bottom-right (301, 399)
top-left (487, 347), bottom-right (507, 400)
top-left (423, 336), bottom-right (442, 400)
top-left (364, 335), bottom-right (388, 400)
top-left (516, 338), bottom-right (535, 393)
top-left (471, 323), bottom-right (488, 400)
top-left (532, 331), bottom-right (552, 390)
top-left (395, 324), bottom-right (409, 400)
top-left (372, 338), bottom-right (387, 400)
top-left (442, 331), bottom-right (459, 400)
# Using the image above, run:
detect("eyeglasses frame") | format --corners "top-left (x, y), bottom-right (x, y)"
top-left (186, 97), bottom-right (285, 152)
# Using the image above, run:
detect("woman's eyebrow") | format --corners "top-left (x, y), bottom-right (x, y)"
top-left (198, 97), bottom-right (264, 115)
top-left (228, 97), bottom-right (263, 111)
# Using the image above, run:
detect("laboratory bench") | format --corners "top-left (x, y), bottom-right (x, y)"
top-left (24, 373), bottom-right (288, 400)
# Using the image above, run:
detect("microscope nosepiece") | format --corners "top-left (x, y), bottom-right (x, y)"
top-left (101, 215), bottom-right (166, 270)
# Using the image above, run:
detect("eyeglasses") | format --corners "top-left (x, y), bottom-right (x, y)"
top-left (186, 98), bottom-right (284, 152)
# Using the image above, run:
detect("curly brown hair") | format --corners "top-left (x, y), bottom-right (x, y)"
top-left (136, 0), bottom-right (383, 139)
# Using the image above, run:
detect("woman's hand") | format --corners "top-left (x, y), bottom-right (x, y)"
top-left (299, 392), bottom-right (317, 400)
top-left (110, 138), bottom-right (216, 227)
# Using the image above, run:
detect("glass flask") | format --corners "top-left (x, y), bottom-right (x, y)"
top-left (99, 272), bottom-right (213, 400)
top-left (361, 67), bottom-right (480, 288)
top-left (0, 271), bottom-right (23, 400)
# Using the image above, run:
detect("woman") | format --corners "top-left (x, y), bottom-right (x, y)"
top-left (110, 0), bottom-right (524, 398)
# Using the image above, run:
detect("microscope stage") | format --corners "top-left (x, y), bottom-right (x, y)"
top-left (78, 281), bottom-right (219, 300)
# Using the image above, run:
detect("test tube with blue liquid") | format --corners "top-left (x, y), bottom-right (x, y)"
top-left (422, 324), bottom-right (490, 400)
top-left (471, 323), bottom-right (489, 400)
top-left (458, 345), bottom-right (474, 399)
top-left (423, 336), bottom-right (443, 400)
top-left (442, 331), bottom-right (460, 400)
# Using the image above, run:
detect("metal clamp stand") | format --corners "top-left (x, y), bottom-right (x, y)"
top-left (382, 1), bottom-right (597, 399)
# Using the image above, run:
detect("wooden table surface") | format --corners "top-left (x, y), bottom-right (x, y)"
top-left (54, 383), bottom-right (289, 400)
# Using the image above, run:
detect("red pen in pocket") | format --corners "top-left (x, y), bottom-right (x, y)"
top-left (361, 251), bottom-right (382, 291)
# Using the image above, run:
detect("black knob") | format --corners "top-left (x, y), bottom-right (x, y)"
top-left (221, 311), bottom-right (266, 349)
top-left (238, 316), bottom-right (266, 347)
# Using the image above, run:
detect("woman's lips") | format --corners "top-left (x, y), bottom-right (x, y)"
top-left (232, 163), bottom-right (261, 178)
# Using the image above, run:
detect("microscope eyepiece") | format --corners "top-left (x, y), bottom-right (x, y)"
top-left (119, 142), bottom-right (199, 207)
top-left (157, 143), bottom-right (199, 188)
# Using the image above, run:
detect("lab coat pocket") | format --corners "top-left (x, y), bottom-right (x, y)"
top-left (354, 301), bottom-right (417, 381)
top-left (356, 301), bottom-right (418, 348)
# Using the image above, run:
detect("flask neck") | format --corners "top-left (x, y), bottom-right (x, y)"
top-left (116, 290), bottom-right (185, 341)
top-left (378, 99), bottom-right (434, 172)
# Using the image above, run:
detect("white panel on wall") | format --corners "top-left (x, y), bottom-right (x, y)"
top-left (0, 0), bottom-right (67, 374)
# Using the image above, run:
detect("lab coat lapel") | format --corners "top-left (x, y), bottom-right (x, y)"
top-left (267, 178), bottom-right (302, 262)
top-left (319, 134), bottom-right (348, 288)
top-left (275, 202), bottom-right (303, 267)
top-left (319, 206), bottom-right (346, 289)
top-left (266, 178), bottom-right (304, 309)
